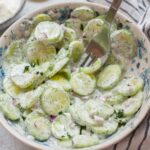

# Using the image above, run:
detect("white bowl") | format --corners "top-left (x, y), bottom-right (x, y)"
top-left (0, 0), bottom-right (26, 30)
top-left (0, 1), bottom-right (150, 150)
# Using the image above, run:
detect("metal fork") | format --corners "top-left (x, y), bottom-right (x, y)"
top-left (80, 0), bottom-right (123, 67)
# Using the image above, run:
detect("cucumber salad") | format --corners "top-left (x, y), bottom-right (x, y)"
top-left (0, 6), bottom-right (144, 148)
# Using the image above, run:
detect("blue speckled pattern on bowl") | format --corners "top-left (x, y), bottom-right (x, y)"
top-left (0, 2), bottom-right (150, 150)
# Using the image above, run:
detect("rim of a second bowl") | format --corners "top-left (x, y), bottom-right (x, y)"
top-left (0, 0), bottom-right (26, 26)
top-left (0, 1), bottom-right (150, 150)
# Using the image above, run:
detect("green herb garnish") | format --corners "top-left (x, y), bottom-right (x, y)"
top-left (80, 126), bottom-right (86, 134)
top-left (115, 109), bottom-right (124, 118)
top-left (80, 24), bottom-right (84, 31)
top-left (24, 66), bottom-right (30, 73)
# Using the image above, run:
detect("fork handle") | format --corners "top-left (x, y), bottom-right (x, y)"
top-left (105, 0), bottom-right (123, 23)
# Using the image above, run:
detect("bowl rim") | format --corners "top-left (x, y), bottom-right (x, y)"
top-left (0, 1), bottom-right (150, 150)
top-left (0, 0), bottom-right (26, 26)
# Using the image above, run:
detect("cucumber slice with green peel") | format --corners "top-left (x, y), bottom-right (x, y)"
top-left (115, 91), bottom-right (143, 117)
top-left (10, 62), bottom-right (51, 89)
top-left (70, 71), bottom-right (96, 96)
top-left (51, 113), bottom-right (80, 140)
top-left (5, 40), bottom-right (25, 64)
top-left (26, 40), bottom-right (56, 64)
top-left (0, 94), bottom-right (20, 121)
top-left (105, 53), bottom-right (120, 65)
top-left (25, 112), bottom-right (51, 141)
top-left (70, 99), bottom-right (104, 127)
top-left (117, 76), bottom-right (144, 97)
top-left (30, 62), bottom-right (51, 87)
top-left (80, 58), bottom-right (102, 74)
top-left (71, 6), bottom-right (95, 21)
top-left (64, 18), bottom-right (83, 38)
top-left (3, 77), bottom-right (23, 98)
top-left (59, 65), bottom-right (71, 80)
top-left (97, 64), bottom-right (122, 90)
top-left (72, 134), bottom-right (99, 148)
top-left (51, 75), bottom-right (71, 91)
top-left (41, 87), bottom-right (70, 115)
top-left (111, 29), bottom-right (136, 59)
top-left (69, 99), bottom-right (87, 126)
top-left (47, 57), bottom-right (69, 78)
top-left (19, 86), bottom-right (43, 109)
top-left (104, 92), bottom-right (125, 105)
top-left (57, 27), bottom-right (77, 49)
top-left (34, 21), bottom-right (64, 44)
top-left (57, 48), bottom-right (69, 59)
top-left (91, 118), bottom-right (118, 136)
top-left (69, 40), bottom-right (84, 62)
top-left (63, 26), bottom-right (76, 42)
top-left (85, 100), bottom-right (114, 119)
top-left (32, 14), bottom-right (52, 28)
top-left (83, 18), bottom-right (104, 40)
top-left (10, 63), bottom-right (36, 88)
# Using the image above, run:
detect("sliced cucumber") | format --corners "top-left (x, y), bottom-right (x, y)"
top-left (25, 112), bottom-right (51, 141)
top-left (97, 64), bottom-right (122, 90)
top-left (69, 99), bottom-right (87, 126)
top-left (59, 65), bottom-right (71, 80)
top-left (115, 91), bottom-right (143, 117)
top-left (51, 75), bottom-right (71, 91)
top-left (57, 48), bottom-right (69, 59)
top-left (69, 40), bottom-right (84, 62)
top-left (83, 18), bottom-right (104, 40)
top-left (47, 57), bottom-right (69, 78)
top-left (63, 26), bottom-right (76, 43)
top-left (80, 58), bottom-right (102, 74)
top-left (32, 14), bottom-right (52, 28)
top-left (26, 40), bottom-right (56, 64)
top-left (5, 40), bottom-right (25, 64)
top-left (41, 86), bottom-right (70, 115)
top-left (104, 92), bottom-right (125, 105)
top-left (72, 134), bottom-right (99, 148)
top-left (71, 6), bottom-right (95, 21)
top-left (70, 71), bottom-right (96, 96)
top-left (10, 63), bottom-right (35, 88)
top-left (57, 26), bottom-right (77, 49)
top-left (91, 118), bottom-right (118, 136)
top-left (34, 21), bottom-right (64, 44)
top-left (85, 100), bottom-right (114, 119)
top-left (30, 62), bottom-right (51, 87)
top-left (117, 76), bottom-right (144, 97)
top-left (3, 77), bottom-right (22, 98)
top-left (70, 99), bottom-right (104, 127)
top-left (19, 86), bottom-right (43, 109)
top-left (0, 94), bottom-right (20, 121)
top-left (51, 113), bottom-right (79, 140)
top-left (105, 53), bottom-right (120, 65)
top-left (10, 62), bottom-right (50, 89)
top-left (111, 29), bottom-right (136, 59)
top-left (64, 18), bottom-right (83, 38)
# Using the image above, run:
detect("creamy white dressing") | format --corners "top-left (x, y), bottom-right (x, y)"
top-left (0, 0), bottom-right (21, 23)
